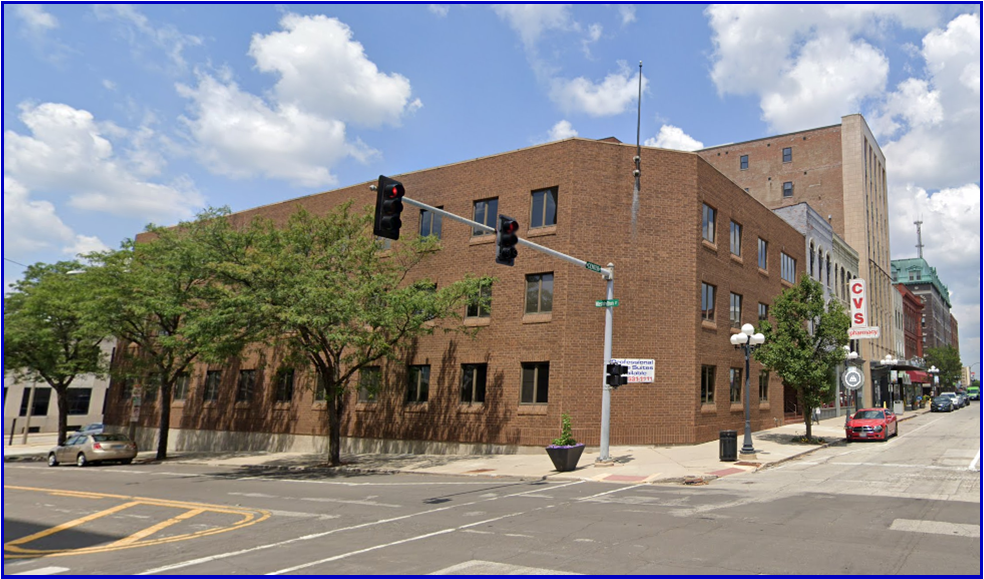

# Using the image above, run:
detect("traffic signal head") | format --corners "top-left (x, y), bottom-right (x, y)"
top-left (495, 215), bottom-right (519, 266)
top-left (374, 176), bottom-right (405, 240)
top-left (606, 363), bottom-right (629, 389)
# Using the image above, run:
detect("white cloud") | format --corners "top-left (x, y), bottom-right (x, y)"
top-left (248, 14), bottom-right (421, 129)
top-left (550, 62), bottom-right (645, 117)
top-left (15, 5), bottom-right (58, 33)
top-left (93, 4), bottom-right (203, 72)
top-left (547, 120), bottom-right (578, 141)
top-left (889, 182), bottom-right (981, 367)
top-left (177, 73), bottom-right (374, 189)
top-left (428, 5), bottom-right (450, 18)
top-left (64, 235), bottom-right (111, 257)
top-left (3, 177), bottom-right (74, 254)
top-left (879, 13), bottom-right (980, 189)
top-left (492, 4), bottom-right (576, 51)
top-left (3, 102), bottom-right (203, 220)
top-left (618, 6), bottom-right (637, 26)
top-left (582, 23), bottom-right (603, 58)
top-left (102, 79), bottom-right (117, 91)
top-left (644, 125), bottom-right (704, 151)
top-left (705, 5), bottom-right (947, 132)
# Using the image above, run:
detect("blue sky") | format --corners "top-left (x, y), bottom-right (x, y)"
top-left (3, 3), bottom-right (981, 370)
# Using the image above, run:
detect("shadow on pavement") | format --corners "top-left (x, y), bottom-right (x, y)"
top-left (3, 518), bottom-right (125, 558)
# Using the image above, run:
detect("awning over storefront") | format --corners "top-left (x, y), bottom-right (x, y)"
top-left (908, 370), bottom-right (929, 383)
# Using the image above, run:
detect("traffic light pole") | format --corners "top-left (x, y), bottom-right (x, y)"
top-left (400, 196), bottom-right (617, 462)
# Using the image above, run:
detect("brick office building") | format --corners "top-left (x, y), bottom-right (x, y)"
top-left (110, 138), bottom-right (805, 454)
top-left (697, 114), bottom-right (895, 409)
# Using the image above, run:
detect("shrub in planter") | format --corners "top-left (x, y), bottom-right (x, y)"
top-left (545, 413), bottom-right (585, 472)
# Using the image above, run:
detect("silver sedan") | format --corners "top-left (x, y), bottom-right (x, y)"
top-left (48, 433), bottom-right (138, 467)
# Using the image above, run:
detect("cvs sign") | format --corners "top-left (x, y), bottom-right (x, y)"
top-left (850, 279), bottom-right (868, 327)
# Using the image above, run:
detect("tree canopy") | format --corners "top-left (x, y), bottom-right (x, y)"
top-left (754, 275), bottom-right (850, 440)
top-left (3, 261), bottom-right (108, 445)
top-left (924, 345), bottom-right (962, 390)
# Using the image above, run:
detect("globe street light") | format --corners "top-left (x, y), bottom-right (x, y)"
top-left (927, 365), bottom-right (940, 397)
top-left (730, 323), bottom-right (765, 456)
top-left (843, 346), bottom-right (862, 413)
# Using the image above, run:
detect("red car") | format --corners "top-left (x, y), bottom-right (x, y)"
top-left (845, 408), bottom-right (898, 441)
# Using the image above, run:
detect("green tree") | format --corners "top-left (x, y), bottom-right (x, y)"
top-left (209, 203), bottom-right (491, 466)
top-left (85, 209), bottom-right (261, 460)
top-left (3, 262), bottom-right (108, 445)
top-left (925, 345), bottom-right (962, 391)
top-left (754, 275), bottom-right (850, 440)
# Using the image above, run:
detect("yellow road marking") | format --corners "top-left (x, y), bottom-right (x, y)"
top-left (108, 508), bottom-right (206, 547)
top-left (5, 502), bottom-right (141, 549)
top-left (3, 486), bottom-right (270, 559)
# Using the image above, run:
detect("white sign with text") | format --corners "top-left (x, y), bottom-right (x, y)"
top-left (610, 359), bottom-right (655, 383)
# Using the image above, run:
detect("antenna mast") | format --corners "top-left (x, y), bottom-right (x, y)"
top-left (915, 220), bottom-right (925, 258)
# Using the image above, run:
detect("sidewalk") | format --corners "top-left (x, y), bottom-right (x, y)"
top-left (5, 407), bottom-right (932, 484)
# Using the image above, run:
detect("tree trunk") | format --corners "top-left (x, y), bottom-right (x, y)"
top-left (55, 387), bottom-right (69, 447)
top-left (157, 381), bottom-right (173, 461)
top-left (328, 391), bottom-right (342, 467)
top-left (799, 390), bottom-right (813, 440)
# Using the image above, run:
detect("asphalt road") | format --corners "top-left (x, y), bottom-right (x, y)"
top-left (4, 404), bottom-right (980, 575)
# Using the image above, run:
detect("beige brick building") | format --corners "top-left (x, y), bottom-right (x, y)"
top-left (110, 138), bottom-right (806, 453)
top-left (698, 114), bottom-right (893, 408)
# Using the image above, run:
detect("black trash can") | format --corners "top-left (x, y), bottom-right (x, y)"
top-left (719, 430), bottom-right (738, 462)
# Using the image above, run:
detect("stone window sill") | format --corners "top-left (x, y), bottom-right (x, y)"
top-left (702, 239), bottom-right (718, 253)
top-left (464, 317), bottom-right (491, 327)
top-left (523, 313), bottom-right (553, 324)
top-left (528, 226), bottom-right (557, 238)
top-left (517, 405), bottom-right (549, 416)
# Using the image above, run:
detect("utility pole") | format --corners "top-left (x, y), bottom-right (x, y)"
top-left (394, 195), bottom-right (618, 462)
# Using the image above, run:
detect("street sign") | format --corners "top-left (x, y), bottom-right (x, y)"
top-left (842, 367), bottom-right (865, 391)
top-left (595, 299), bottom-right (619, 308)
top-left (585, 262), bottom-right (602, 273)
top-left (848, 326), bottom-right (880, 339)
top-left (609, 359), bottom-right (655, 383)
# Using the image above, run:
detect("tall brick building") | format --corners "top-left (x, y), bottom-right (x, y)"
top-left (112, 138), bottom-right (807, 454)
top-left (697, 114), bottom-right (894, 408)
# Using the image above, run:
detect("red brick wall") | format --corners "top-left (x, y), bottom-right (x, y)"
top-left (112, 138), bottom-right (805, 447)
top-left (697, 125), bottom-right (847, 237)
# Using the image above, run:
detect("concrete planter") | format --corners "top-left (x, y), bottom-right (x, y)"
top-left (545, 444), bottom-right (585, 472)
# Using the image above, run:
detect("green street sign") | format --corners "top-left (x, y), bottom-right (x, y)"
top-left (585, 262), bottom-right (602, 273)
top-left (595, 299), bottom-right (620, 308)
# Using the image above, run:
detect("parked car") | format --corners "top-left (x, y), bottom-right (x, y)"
top-left (48, 433), bottom-right (137, 467)
top-left (930, 396), bottom-right (954, 413)
top-left (845, 408), bottom-right (898, 441)
top-left (956, 393), bottom-right (970, 407)
top-left (939, 392), bottom-right (963, 409)
top-left (73, 423), bottom-right (105, 436)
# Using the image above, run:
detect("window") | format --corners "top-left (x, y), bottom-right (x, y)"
top-left (740, 155), bottom-right (748, 170)
top-left (315, 372), bottom-right (328, 402)
top-left (173, 373), bottom-right (189, 401)
top-left (782, 181), bottom-right (793, 198)
top-left (701, 366), bottom-right (715, 404)
top-left (20, 388), bottom-right (51, 417)
top-left (826, 256), bottom-right (832, 287)
top-left (525, 273), bottom-right (554, 314)
top-left (701, 283), bottom-right (716, 322)
top-left (782, 147), bottom-right (792, 163)
top-left (407, 365), bottom-right (430, 403)
top-left (730, 368), bottom-right (743, 404)
top-left (702, 204), bottom-right (716, 244)
top-left (759, 372), bottom-right (770, 402)
top-left (521, 362), bottom-right (550, 404)
top-left (358, 367), bottom-right (382, 403)
top-left (460, 364), bottom-right (488, 405)
top-left (275, 369), bottom-right (295, 403)
top-left (466, 282), bottom-right (492, 319)
top-left (472, 198), bottom-right (498, 236)
top-left (730, 293), bottom-right (743, 328)
top-left (730, 221), bottom-right (742, 256)
top-left (809, 243), bottom-right (816, 279)
top-left (758, 238), bottom-right (768, 269)
top-left (530, 187), bottom-right (558, 228)
top-left (120, 379), bottom-right (134, 400)
top-left (758, 303), bottom-right (769, 321)
top-left (419, 208), bottom-right (442, 239)
top-left (236, 370), bottom-right (256, 403)
top-left (781, 253), bottom-right (796, 283)
top-left (67, 389), bottom-right (92, 415)
top-left (203, 371), bottom-right (222, 402)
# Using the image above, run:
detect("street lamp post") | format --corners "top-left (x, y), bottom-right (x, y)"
top-left (843, 346), bottom-right (862, 413)
top-left (730, 323), bottom-right (765, 457)
top-left (927, 366), bottom-right (940, 397)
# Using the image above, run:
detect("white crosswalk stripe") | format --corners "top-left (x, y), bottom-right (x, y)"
top-left (10, 567), bottom-right (71, 575)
